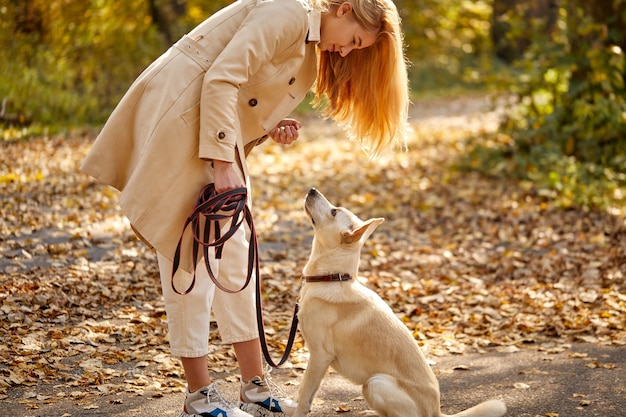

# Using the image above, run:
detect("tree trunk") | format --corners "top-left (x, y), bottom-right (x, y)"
top-left (568, 0), bottom-right (626, 83)
top-left (581, 0), bottom-right (625, 50)
top-left (146, 0), bottom-right (188, 46)
top-left (170, 0), bottom-right (186, 18)
top-left (147, 0), bottom-right (173, 45)
top-left (11, 0), bottom-right (43, 36)
top-left (492, 0), bottom-right (560, 62)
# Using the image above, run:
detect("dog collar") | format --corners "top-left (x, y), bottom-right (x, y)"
top-left (303, 273), bottom-right (352, 283)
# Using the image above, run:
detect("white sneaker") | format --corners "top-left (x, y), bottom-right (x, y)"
top-left (238, 370), bottom-right (297, 417)
top-left (182, 382), bottom-right (254, 417)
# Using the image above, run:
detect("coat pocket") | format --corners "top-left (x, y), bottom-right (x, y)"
top-left (180, 103), bottom-right (200, 126)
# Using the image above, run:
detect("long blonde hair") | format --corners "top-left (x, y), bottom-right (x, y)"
top-left (312, 0), bottom-right (409, 157)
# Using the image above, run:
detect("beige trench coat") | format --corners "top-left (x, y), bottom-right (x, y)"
top-left (81, 0), bottom-right (320, 272)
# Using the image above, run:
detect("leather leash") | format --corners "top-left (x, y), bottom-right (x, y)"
top-left (171, 184), bottom-right (298, 367)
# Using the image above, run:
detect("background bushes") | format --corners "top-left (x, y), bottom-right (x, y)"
top-left (1, 0), bottom-right (624, 210)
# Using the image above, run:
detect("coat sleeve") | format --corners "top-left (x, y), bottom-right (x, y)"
top-left (198, 0), bottom-right (309, 162)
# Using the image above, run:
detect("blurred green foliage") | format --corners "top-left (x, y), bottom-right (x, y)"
top-left (463, 0), bottom-right (625, 211)
top-left (400, 0), bottom-right (494, 95)
top-left (1, 0), bottom-right (159, 126)
top-left (0, 0), bottom-right (233, 130)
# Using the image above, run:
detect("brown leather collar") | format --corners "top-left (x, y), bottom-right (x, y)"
top-left (303, 273), bottom-right (352, 283)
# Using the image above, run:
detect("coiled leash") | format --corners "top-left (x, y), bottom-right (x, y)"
top-left (171, 183), bottom-right (299, 367)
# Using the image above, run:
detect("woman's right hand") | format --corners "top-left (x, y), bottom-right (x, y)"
top-left (212, 160), bottom-right (245, 193)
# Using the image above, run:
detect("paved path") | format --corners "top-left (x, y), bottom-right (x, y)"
top-left (4, 343), bottom-right (624, 417)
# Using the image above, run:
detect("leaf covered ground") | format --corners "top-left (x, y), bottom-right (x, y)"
top-left (1, 96), bottom-right (625, 412)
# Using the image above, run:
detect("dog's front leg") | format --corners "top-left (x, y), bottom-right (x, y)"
top-left (294, 352), bottom-right (334, 417)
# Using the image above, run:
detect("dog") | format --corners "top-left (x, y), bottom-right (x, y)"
top-left (294, 188), bottom-right (507, 417)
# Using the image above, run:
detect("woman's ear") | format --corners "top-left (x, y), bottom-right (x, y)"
top-left (336, 2), bottom-right (353, 17)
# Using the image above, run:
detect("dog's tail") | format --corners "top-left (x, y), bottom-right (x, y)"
top-left (442, 399), bottom-right (507, 417)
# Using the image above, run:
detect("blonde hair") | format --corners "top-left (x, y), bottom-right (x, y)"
top-left (312, 0), bottom-right (409, 157)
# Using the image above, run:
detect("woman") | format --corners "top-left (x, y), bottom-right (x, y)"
top-left (81, 0), bottom-right (409, 416)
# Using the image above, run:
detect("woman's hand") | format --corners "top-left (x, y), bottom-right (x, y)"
top-left (213, 160), bottom-right (245, 193)
top-left (269, 118), bottom-right (302, 145)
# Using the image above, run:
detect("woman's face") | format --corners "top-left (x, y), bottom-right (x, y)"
top-left (319, 2), bottom-right (379, 57)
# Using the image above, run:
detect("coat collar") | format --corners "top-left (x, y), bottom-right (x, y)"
top-left (307, 9), bottom-right (321, 43)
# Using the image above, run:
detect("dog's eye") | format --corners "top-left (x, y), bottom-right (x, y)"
top-left (331, 208), bottom-right (337, 217)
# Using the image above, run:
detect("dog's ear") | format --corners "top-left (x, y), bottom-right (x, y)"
top-left (342, 218), bottom-right (384, 244)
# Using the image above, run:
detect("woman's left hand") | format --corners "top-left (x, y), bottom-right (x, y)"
top-left (269, 118), bottom-right (302, 145)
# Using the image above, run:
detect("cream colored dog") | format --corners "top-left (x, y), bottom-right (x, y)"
top-left (294, 188), bottom-right (507, 417)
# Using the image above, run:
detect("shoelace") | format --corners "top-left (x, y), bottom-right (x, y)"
top-left (207, 381), bottom-right (236, 409)
top-left (242, 368), bottom-right (293, 413)
top-left (263, 366), bottom-right (289, 399)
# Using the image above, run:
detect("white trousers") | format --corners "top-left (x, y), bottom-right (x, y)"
top-left (157, 224), bottom-right (258, 358)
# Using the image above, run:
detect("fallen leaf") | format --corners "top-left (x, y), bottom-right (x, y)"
top-left (335, 405), bottom-right (351, 413)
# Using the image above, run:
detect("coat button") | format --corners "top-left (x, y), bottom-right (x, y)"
top-left (217, 131), bottom-right (226, 140)
top-left (248, 98), bottom-right (258, 107)
top-left (289, 77), bottom-right (296, 85)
